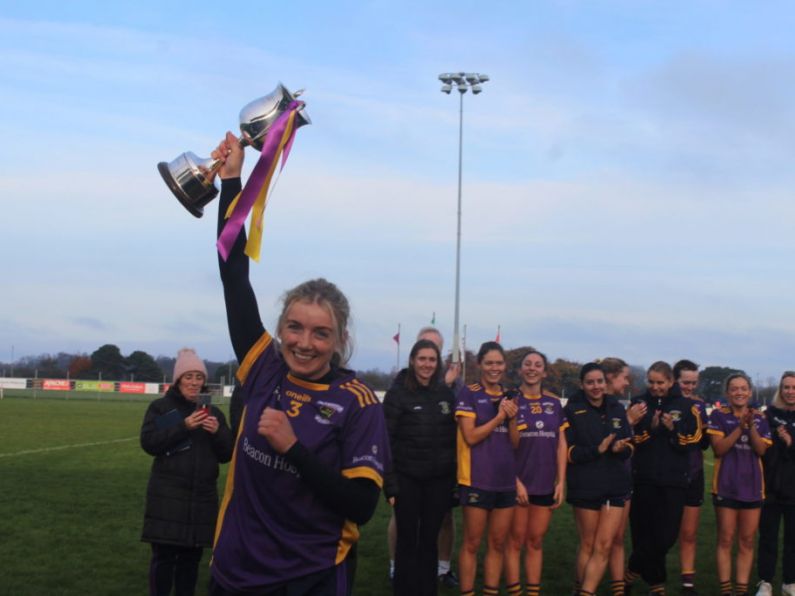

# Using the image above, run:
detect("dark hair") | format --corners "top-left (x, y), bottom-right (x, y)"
top-left (477, 341), bottom-right (505, 364)
top-left (647, 361), bottom-right (673, 380)
top-left (406, 339), bottom-right (442, 390)
top-left (724, 372), bottom-right (752, 393)
top-left (579, 362), bottom-right (605, 382)
top-left (673, 359), bottom-right (699, 380)
top-left (518, 349), bottom-right (548, 372)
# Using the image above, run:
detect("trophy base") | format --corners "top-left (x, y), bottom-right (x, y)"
top-left (158, 161), bottom-right (216, 218)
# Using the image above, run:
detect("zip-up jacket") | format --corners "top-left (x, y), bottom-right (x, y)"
top-left (140, 386), bottom-right (234, 547)
top-left (383, 370), bottom-right (457, 498)
top-left (564, 391), bottom-right (633, 501)
top-left (763, 406), bottom-right (795, 505)
top-left (630, 387), bottom-right (702, 488)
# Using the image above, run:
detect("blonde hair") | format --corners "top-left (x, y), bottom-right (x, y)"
top-left (772, 371), bottom-right (795, 409)
top-left (277, 278), bottom-right (352, 366)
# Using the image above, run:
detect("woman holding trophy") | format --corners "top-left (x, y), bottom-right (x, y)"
top-left (207, 132), bottom-right (390, 596)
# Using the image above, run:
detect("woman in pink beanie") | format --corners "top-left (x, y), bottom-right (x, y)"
top-left (140, 347), bottom-right (234, 596)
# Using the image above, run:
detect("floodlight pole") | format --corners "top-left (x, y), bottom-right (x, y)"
top-left (439, 72), bottom-right (488, 363)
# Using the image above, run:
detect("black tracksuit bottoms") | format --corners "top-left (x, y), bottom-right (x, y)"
top-left (149, 543), bottom-right (203, 596)
top-left (628, 483), bottom-right (687, 587)
top-left (757, 500), bottom-right (795, 584)
top-left (393, 472), bottom-right (455, 596)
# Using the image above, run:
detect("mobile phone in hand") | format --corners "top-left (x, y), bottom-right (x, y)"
top-left (196, 393), bottom-right (212, 414)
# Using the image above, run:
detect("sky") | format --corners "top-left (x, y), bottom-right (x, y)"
top-left (2, 1), bottom-right (795, 382)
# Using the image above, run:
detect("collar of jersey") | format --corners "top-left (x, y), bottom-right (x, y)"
top-left (286, 373), bottom-right (331, 391)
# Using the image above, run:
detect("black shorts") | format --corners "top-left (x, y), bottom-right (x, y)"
top-left (684, 468), bottom-right (705, 507)
top-left (528, 493), bottom-right (555, 507)
top-left (712, 495), bottom-right (763, 510)
top-left (459, 486), bottom-right (516, 510)
top-left (568, 496), bottom-right (626, 511)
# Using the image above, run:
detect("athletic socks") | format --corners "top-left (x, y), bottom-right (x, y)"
top-left (506, 583), bottom-right (522, 596)
top-left (681, 571), bottom-right (695, 589)
top-left (459, 590), bottom-right (475, 596)
top-left (571, 579), bottom-right (582, 596)
top-left (719, 580), bottom-right (732, 595)
top-left (610, 579), bottom-right (625, 595)
top-left (736, 582), bottom-right (749, 595)
top-left (648, 584), bottom-right (665, 595)
top-left (525, 583), bottom-right (540, 596)
top-left (483, 586), bottom-right (499, 596)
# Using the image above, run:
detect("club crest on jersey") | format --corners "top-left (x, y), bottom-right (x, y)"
top-left (439, 402), bottom-right (451, 415)
top-left (544, 403), bottom-right (555, 415)
top-left (318, 406), bottom-right (336, 420)
top-left (535, 420), bottom-right (545, 430)
top-left (741, 435), bottom-right (749, 443)
top-left (669, 410), bottom-right (682, 422)
top-left (612, 418), bottom-right (623, 429)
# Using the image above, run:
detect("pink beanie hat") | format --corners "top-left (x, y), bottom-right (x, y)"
top-left (173, 348), bottom-right (207, 382)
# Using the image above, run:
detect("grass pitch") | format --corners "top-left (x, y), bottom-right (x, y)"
top-left (0, 396), bottom-right (777, 595)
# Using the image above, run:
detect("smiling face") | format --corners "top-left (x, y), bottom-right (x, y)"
top-left (582, 369), bottom-right (607, 402)
top-left (178, 371), bottom-right (205, 402)
top-left (677, 370), bottom-right (699, 398)
top-left (411, 347), bottom-right (439, 386)
top-left (606, 366), bottom-right (630, 396)
top-left (781, 375), bottom-right (795, 409)
top-left (278, 299), bottom-right (338, 380)
top-left (520, 353), bottom-right (547, 390)
top-left (479, 350), bottom-right (506, 388)
top-left (647, 370), bottom-right (673, 398)
top-left (726, 376), bottom-right (752, 408)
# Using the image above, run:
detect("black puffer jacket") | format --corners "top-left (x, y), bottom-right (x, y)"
top-left (140, 386), bottom-right (234, 547)
top-left (564, 391), bottom-right (633, 501)
top-left (763, 406), bottom-right (795, 505)
top-left (383, 369), bottom-right (457, 497)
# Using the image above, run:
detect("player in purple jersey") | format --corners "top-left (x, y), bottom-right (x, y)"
top-left (456, 342), bottom-right (518, 596)
top-left (504, 350), bottom-right (567, 596)
top-left (673, 360), bottom-right (710, 596)
top-left (207, 134), bottom-right (389, 596)
top-left (756, 372), bottom-right (795, 596)
top-left (600, 357), bottom-right (644, 596)
top-left (566, 363), bottom-right (633, 596)
top-left (708, 373), bottom-right (772, 596)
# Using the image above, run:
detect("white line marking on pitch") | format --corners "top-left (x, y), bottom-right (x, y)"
top-left (0, 436), bottom-right (137, 458)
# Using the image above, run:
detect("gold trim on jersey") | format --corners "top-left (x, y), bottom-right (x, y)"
top-left (237, 332), bottom-right (273, 384)
top-left (455, 410), bottom-right (477, 419)
top-left (341, 380), bottom-right (379, 408)
top-left (335, 520), bottom-right (359, 565)
top-left (213, 404), bottom-right (248, 550)
top-left (457, 427), bottom-right (472, 486)
top-left (287, 374), bottom-right (330, 391)
top-left (342, 466), bottom-right (384, 489)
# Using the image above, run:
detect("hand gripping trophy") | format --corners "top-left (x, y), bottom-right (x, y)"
top-left (157, 83), bottom-right (310, 218)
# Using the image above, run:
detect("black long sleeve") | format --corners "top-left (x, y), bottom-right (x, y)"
top-left (285, 442), bottom-right (381, 525)
top-left (217, 177), bottom-right (265, 363)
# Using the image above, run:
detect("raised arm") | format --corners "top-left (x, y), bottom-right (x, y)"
top-left (213, 132), bottom-right (265, 362)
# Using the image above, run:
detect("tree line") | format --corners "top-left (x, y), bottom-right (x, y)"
top-left (0, 344), bottom-right (777, 405)
top-left (0, 344), bottom-right (239, 384)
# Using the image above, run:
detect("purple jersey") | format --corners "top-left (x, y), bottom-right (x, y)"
top-left (515, 391), bottom-right (568, 495)
top-left (455, 383), bottom-right (515, 492)
top-left (707, 407), bottom-right (772, 502)
top-left (211, 332), bottom-right (389, 591)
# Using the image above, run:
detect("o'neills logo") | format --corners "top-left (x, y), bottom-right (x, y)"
top-left (285, 389), bottom-right (311, 403)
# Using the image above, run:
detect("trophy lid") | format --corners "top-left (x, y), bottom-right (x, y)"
top-left (239, 83), bottom-right (311, 151)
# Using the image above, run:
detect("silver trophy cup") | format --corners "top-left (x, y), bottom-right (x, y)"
top-left (157, 83), bottom-right (310, 217)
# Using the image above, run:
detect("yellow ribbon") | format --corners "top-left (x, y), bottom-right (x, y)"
top-left (223, 109), bottom-right (298, 262)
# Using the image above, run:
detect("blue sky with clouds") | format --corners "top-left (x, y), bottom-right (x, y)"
top-left (3, 1), bottom-right (795, 381)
